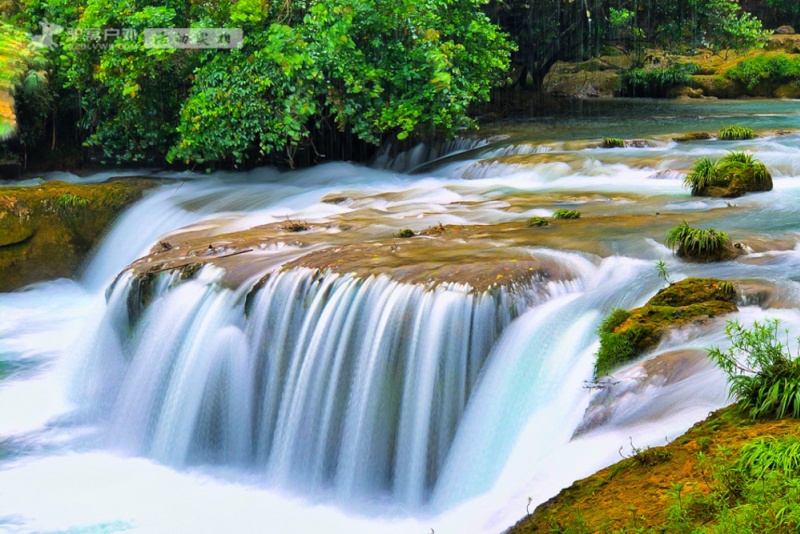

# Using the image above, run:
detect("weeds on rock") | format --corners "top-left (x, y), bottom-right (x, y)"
top-left (665, 221), bottom-right (731, 260)
top-left (717, 125), bottom-right (755, 140)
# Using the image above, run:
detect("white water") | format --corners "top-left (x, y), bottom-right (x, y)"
top-left (2, 108), bottom-right (800, 533)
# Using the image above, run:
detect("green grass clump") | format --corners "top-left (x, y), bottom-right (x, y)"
top-left (684, 157), bottom-right (721, 194)
top-left (709, 319), bottom-right (800, 420)
top-left (665, 221), bottom-right (731, 260)
top-left (717, 125), bottom-right (755, 140)
top-left (601, 137), bottom-right (625, 148)
top-left (552, 209), bottom-right (581, 220)
top-left (684, 151), bottom-right (772, 196)
top-left (720, 150), bottom-right (771, 189)
top-left (619, 63), bottom-right (698, 97)
top-left (397, 228), bottom-right (414, 238)
top-left (53, 193), bottom-right (89, 218)
top-left (526, 216), bottom-right (549, 227)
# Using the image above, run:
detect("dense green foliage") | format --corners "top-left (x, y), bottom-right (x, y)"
top-left (709, 319), bottom-right (800, 419)
top-left (5, 0), bottom-right (513, 166)
top-left (619, 63), bottom-right (698, 97)
top-left (0, 0), bottom-right (778, 166)
top-left (726, 54), bottom-right (800, 91)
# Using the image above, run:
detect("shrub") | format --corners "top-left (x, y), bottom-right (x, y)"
top-left (726, 54), bottom-right (800, 92)
top-left (717, 125), bottom-right (755, 140)
top-left (708, 319), bottom-right (800, 419)
top-left (526, 216), bottom-right (549, 227)
top-left (602, 137), bottom-right (625, 148)
top-left (397, 228), bottom-right (415, 238)
top-left (619, 63), bottom-right (698, 97)
top-left (665, 221), bottom-right (731, 260)
top-left (553, 209), bottom-right (581, 219)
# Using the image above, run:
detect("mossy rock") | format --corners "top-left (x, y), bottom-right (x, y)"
top-left (700, 165), bottom-right (772, 198)
top-left (691, 75), bottom-right (745, 99)
top-left (673, 132), bottom-right (711, 142)
top-left (594, 278), bottom-right (737, 377)
top-left (687, 153), bottom-right (773, 199)
top-left (666, 86), bottom-right (704, 99)
top-left (775, 83), bottom-right (800, 99)
top-left (0, 196), bottom-right (33, 246)
top-left (0, 178), bottom-right (158, 292)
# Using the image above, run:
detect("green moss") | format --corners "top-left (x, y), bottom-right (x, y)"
top-left (552, 209), bottom-right (581, 220)
top-left (673, 132), bottom-right (711, 142)
top-left (594, 278), bottom-right (738, 377)
top-left (526, 216), bottom-right (549, 227)
top-left (0, 178), bottom-right (157, 291)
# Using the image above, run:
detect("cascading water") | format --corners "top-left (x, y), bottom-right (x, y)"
top-left (78, 264), bottom-right (574, 509)
top-left (2, 99), bottom-right (800, 533)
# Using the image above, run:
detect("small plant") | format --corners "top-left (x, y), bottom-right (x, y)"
top-left (53, 193), bottom-right (89, 217)
top-left (665, 221), bottom-right (731, 260)
top-left (552, 209), bottom-right (581, 220)
top-left (717, 125), bottom-right (755, 140)
top-left (526, 216), bottom-right (549, 227)
top-left (683, 157), bottom-right (721, 194)
top-left (619, 437), bottom-right (673, 467)
top-left (655, 260), bottom-right (672, 286)
top-left (602, 137), bottom-right (625, 148)
top-left (397, 228), bottom-right (415, 238)
top-left (427, 221), bottom-right (446, 234)
top-left (738, 435), bottom-right (800, 477)
top-left (708, 319), bottom-right (800, 420)
top-left (281, 216), bottom-right (309, 232)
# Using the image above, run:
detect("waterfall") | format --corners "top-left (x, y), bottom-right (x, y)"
top-left (79, 265), bottom-right (580, 508)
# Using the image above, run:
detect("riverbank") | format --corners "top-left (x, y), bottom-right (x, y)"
top-left (508, 405), bottom-right (800, 533)
top-left (0, 178), bottom-right (157, 291)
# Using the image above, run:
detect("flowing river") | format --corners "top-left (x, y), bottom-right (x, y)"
top-left (1, 99), bottom-right (800, 533)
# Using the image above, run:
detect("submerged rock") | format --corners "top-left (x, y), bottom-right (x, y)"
top-left (575, 349), bottom-right (708, 436)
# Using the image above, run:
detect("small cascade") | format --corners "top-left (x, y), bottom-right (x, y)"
top-left (374, 137), bottom-right (495, 173)
top-left (78, 265), bottom-right (581, 508)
